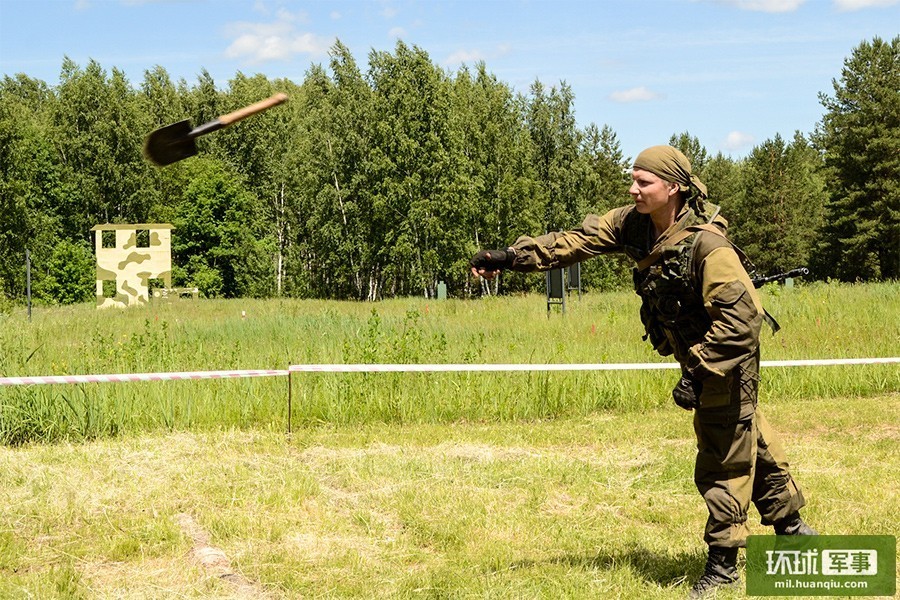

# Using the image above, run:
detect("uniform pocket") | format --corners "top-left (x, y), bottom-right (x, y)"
top-left (694, 413), bottom-right (756, 474)
top-left (699, 372), bottom-right (732, 409)
top-left (708, 279), bottom-right (759, 323)
top-left (710, 280), bottom-right (746, 307)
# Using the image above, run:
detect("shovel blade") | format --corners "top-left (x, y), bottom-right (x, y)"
top-left (143, 120), bottom-right (197, 166)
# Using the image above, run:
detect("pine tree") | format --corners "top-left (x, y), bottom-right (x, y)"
top-left (731, 133), bottom-right (826, 275)
top-left (814, 36), bottom-right (900, 280)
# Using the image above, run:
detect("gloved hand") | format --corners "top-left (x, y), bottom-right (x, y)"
top-left (672, 375), bottom-right (702, 410)
top-left (470, 248), bottom-right (515, 272)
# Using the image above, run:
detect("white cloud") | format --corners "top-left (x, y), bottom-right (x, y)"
top-left (330, 11), bottom-right (342, 20)
top-left (388, 26), bottom-right (406, 39)
top-left (121, 0), bottom-right (205, 5)
top-left (722, 131), bottom-right (756, 151)
top-left (442, 44), bottom-right (513, 68)
top-left (275, 8), bottom-right (298, 23)
top-left (833, 0), bottom-right (899, 10)
top-left (224, 12), bottom-right (332, 63)
top-left (709, 0), bottom-right (806, 12)
top-left (608, 86), bottom-right (663, 103)
top-left (444, 49), bottom-right (487, 66)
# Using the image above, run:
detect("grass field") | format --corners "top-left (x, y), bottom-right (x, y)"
top-left (1, 282), bottom-right (898, 444)
top-left (1, 397), bottom-right (897, 598)
top-left (0, 282), bottom-right (898, 597)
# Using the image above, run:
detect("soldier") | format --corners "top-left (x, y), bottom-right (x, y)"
top-left (470, 145), bottom-right (816, 598)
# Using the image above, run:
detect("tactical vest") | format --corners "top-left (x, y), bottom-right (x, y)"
top-left (623, 204), bottom-right (724, 359)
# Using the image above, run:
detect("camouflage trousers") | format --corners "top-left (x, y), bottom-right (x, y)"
top-left (692, 351), bottom-right (806, 548)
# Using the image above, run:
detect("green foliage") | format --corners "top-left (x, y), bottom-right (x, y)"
top-left (0, 36), bottom-right (896, 306)
top-left (814, 35), bottom-right (900, 280)
top-left (165, 157), bottom-right (273, 298)
top-left (573, 124), bottom-right (632, 291)
top-left (0, 283), bottom-right (896, 444)
top-left (34, 239), bottom-right (95, 305)
top-left (703, 152), bottom-right (742, 218)
top-left (0, 74), bottom-right (68, 299)
top-left (729, 133), bottom-right (826, 275)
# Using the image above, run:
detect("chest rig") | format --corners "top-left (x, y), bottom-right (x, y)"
top-left (623, 204), bottom-right (723, 359)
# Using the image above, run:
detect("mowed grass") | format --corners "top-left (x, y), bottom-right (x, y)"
top-left (1, 396), bottom-right (897, 599)
top-left (1, 281), bottom-right (898, 443)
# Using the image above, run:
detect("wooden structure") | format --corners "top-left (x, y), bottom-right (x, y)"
top-left (92, 224), bottom-right (173, 309)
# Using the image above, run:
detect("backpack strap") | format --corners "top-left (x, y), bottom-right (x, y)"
top-left (636, 224), bottom-right (724, 272)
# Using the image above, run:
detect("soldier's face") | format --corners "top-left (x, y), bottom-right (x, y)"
top-left (629, 169), bottom-right (677, 216)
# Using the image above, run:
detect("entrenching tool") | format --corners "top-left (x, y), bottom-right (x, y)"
top-left (143, 92), bottom-right (288, 166)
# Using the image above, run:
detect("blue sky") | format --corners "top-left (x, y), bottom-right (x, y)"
top-left (1, 0), bottom-right (898, 160)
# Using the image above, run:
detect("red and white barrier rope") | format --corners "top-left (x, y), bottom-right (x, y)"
top-left (0, 369), bottom-right (288, 387)
top-left (289, 362), bottom-right (679, 373)
top-left (1, 358), bottom-right (895, 387)
top-left (288, 357), bottom-right (900, 373)
top-left (760, 358), bottom-right (900, 367)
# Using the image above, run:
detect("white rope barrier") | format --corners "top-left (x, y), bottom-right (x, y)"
top-left (288, 357), bottom-right (900, 374)
top-left (1, 357), bottom-right (895, 387)
top-left (0, 369), bottom-right (289, 387)
top-left (290, 362), bottom-right (678, 373)
top-left (2, 358), bottom-right (894, 434)
top-left (760, 358), bottom-right (900, 368)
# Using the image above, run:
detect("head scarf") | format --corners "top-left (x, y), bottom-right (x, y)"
top-left (633, 145), bottom-right (708, 213)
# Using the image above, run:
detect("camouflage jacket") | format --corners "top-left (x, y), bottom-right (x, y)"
top-left (508, 203), bottom-right (764, 382)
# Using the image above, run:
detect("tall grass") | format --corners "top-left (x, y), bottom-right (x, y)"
top-left (1, 282), bottom-right (898, 444)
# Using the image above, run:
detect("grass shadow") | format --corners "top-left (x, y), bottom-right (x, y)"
top-left (508, 543), bottom-right (707, 587)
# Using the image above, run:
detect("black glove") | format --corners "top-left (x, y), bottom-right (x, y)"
top-left (672, 375), bottom-right (702, 411)
top-left (470, 248), bottom-right (515, 271)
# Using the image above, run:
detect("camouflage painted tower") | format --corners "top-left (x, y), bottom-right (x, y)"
top-left (92, 224), bottom-right (173, 308)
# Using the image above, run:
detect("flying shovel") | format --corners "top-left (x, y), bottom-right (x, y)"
top-left (143, 92), bottom-right (288, 166)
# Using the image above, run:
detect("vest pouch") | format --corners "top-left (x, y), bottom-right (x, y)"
top-left (640, 300), bottom-right (673, 355)
top-left (699, 372), bottom-right (733, 409)
top-left (631, 266), bottom-right (643, 290)
top-left (660, 246), bottom-right (686, 279)
top-left (657, 295), bottom-right (681, 323)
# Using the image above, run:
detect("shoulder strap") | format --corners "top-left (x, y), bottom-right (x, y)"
top-left (636, 223), bottom-right (725, 272)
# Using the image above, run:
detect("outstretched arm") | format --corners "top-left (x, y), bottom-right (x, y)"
top-left (470, 207), bottom-right (629, 279)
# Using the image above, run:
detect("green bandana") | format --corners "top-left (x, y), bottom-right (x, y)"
top-left (633, 145), bottom-right (708, 203)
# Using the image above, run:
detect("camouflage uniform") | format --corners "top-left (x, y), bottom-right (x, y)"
top-left (508, 201), bottom-right (806, 548)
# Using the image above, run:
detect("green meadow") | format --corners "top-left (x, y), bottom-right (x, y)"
top-left (0, 282), bottom-right (898, 598)
top-left (1, 282), bottom-right (897, 444)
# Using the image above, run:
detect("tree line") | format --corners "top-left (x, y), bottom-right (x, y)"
top-left (1, 36), bottom-right (897, 305)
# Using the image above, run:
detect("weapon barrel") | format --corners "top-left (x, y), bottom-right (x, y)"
top-left (752, 267), bottom-right (809, 288)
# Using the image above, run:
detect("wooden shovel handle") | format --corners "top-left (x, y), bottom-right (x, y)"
top-left (218, 93), bottom-right (289, 126)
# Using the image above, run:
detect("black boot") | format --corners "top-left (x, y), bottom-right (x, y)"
top-left (774, 512), bottom-right (818, 535)
top-left (689, 546), bottom-right (740, 599)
